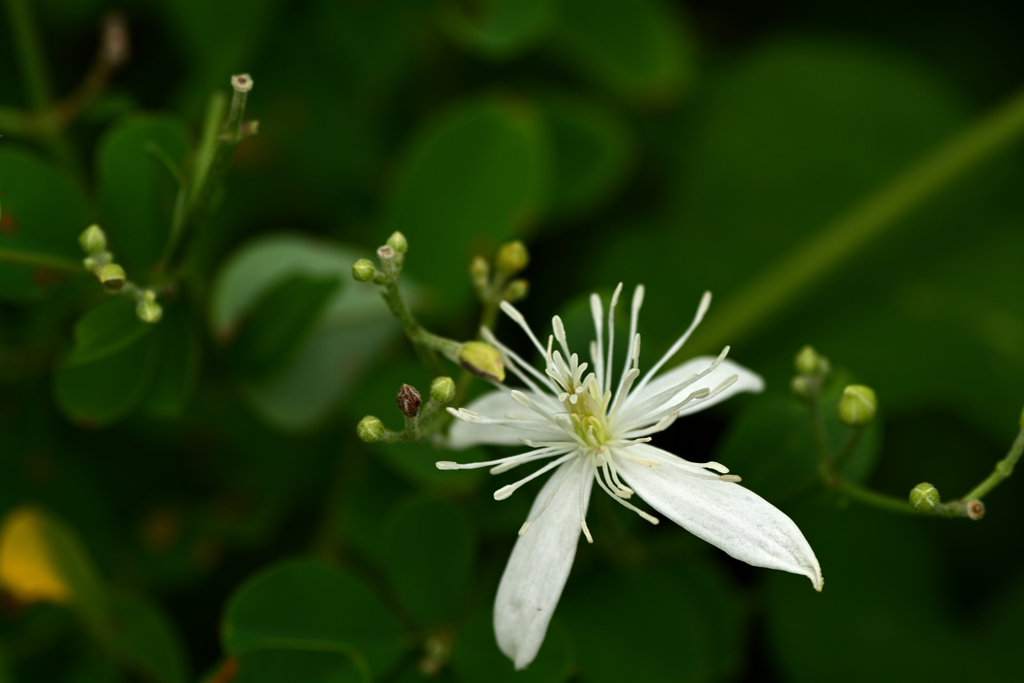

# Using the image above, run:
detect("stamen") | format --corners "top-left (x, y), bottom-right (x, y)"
top-left (437, 446), bottom-right (565, 472)
top-left (631, 290), bottom-right (712, 399)
top-left (616, 347), bottom-right (730, 427)
top-left (590, 294), bottom-right (605, 389)
top-left (510, 390), bottom-right (561, 426)
top-left (490, 447), bottom-right (569, 474)
top-left (708, 374), bottom-right (738, 398)
top-left (719, 474), bottom-right (742, 483)
top-left (552, 315), bottom-right (570, 359)
top-left (581, 519), bottom-right (593, 544)
top-left (493, 453), bottom-right (574, 500)
top-left (593, 468), bottom-right (660, 524)
top-left (501, 300), bottom-right (550, 359)
top-left (605, 283), bottom-right (623, 390)
top-left (481, 327), bottom-right (557, 394)
top-left (616, 285), bottom-right (644, 400)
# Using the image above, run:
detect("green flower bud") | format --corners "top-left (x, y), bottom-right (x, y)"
top-left (795, 345), bottom-right (826, 376)
top-left (96, 263), bottom-right (126, 292)
top-left (430, 376), bottom-right (456, 404)
top-left (136, 299), bottom-right (163, 324)
top-left (458, 341), bottom-right (505, 383)
top-left (396, 383), bottom-right (422, 418)
top-left (503, 279), bottom-right (529, 303)
top-left (352, 258), bottom-right (376, 282)
top-left (790, 375), bottom-right (811, 400)
top-left (357, 416), bottom-right (384, 443)
top-left (495, 240), bottom-right (529, 277)
top-left (78, 224), bottom-right (107, 255)
top-left (82, 256), bottom-right (98, 270)
top-left (838, 384), bottom-right (878, 428)
top-left (470, 256), bottom-right (489, 289)
top-left (386, 231), bottom-right (408, 254)
top-left (909, 482), bottom-right (940, 512)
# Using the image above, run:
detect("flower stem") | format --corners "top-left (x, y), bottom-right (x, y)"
top-left (694, 85), bottom-right (1024, 353)
top-left (961, 428), bottom-right (1024, 502)
top-left (831, 426), bottom-right (866, 475)
top-left (0, 247), bottom-right (82, 273)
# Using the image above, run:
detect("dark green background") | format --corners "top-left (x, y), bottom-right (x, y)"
top-left (2, 0), bottom-right (1024, 681)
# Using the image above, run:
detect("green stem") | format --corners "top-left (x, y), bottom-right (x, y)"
top-left (378, 277), bottom-right (460, 376)
top-left (0, 247), bottom-right (82, 273)
top-left (694, 85), bottom-right (1024, 353)
top-left (835, 481), bottom-right (916, 515)
top-left (832, 427), bottom-right (866, 475)
top-left (961, 428), bottom-right (1024, 501)
top-left (805, 379), bottom-right (832, 472)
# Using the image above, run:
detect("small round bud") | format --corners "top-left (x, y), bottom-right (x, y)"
top-left (386, 231), bottom-right (408, 254)
top-left (470, 256), bottom-right (489, 288)
top-left (790, 376), bottom-right (811, 400)
top-left (795, 345), bottom-right (826, 376)
top-left (357, 416), bottom-right (384, 443)
top-left (396, 384), bottom-right (422, 418)
top-left (909, 482), bottom-right (940, 512)
top-left (352, 258), bottom-right (376, 282)
top-left (458, 341), bottom-right (506, 383)
top-left (838, 384), bottom-right (878, 428)
top-left (503, 279), bottom-right (529, 303)
top-left (967, 500), bottom-right (985, 520)
top-left (430, 376), bottom-right (456, 404)
top-left (78, 224), bottom-right (107, 255)
top-left (96, 263), bottom-right (126, 292)
top-left (495, 241), bottom-right (529, 277)
top-left (83, 256), bottom-right (98, 270)
top-left (136, 299), bottom-right (163, 324)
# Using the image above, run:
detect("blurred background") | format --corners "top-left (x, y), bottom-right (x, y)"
top-left (2, 0), bottom-right (1024, 681)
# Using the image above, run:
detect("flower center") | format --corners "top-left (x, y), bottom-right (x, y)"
top-left (549, 350), bottom-right (614, 448)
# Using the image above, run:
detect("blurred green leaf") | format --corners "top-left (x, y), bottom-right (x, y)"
top-left (96, 116), bottom-right (190, 273)
top-left (64, 300), bottom-right (151, 367)
top-left (142, 305), bottom-right (201, 418)
top-left (561, 563), bottom-right (743, 683)
top-left (53, 323), bottom-right (161, 427)
top-left (381, 497), bottom-right (474, 625)
top-left (540, 93), bottom-right (636, 220)
top-left (0, 146), bottom-right (91, 300)
top-left (451, 612), bottom-right (572, 683)
top-left (766, 506), bottom-right (969, 682)
top-left (229, 274), bottom-right (340, 380)
top-left (439, 0), bottom-right (557, 60)
top-left (210, 235), bottom-right (399, 431)
top-left (714, 375), bottom-right (881, 505)
top-left (222, 560), bottom-right (405, 680)
top-left (100, 589), bottom-right (188, 683)
top-left (551, 0), bottom-right (694, 105)
top-left (384, 94), bottom-right (548, 302)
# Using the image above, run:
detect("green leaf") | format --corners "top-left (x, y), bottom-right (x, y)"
top-left (100, 589), bottom-right (189, 683)
top-left (229, 274), bottom-right (340, 379)
top-left (210, 235), bottom-right (400, 432)
top-left (0, 146), bottom-right (91, 300)
top-left (384, 94), bottom-right (548, 301)
top-left (439, 0), bottom-right (557, 60)
top-left (562, 563), bottom-right (743, 683)
top-left (551, 0), bottom-right (694, 105)
top-left (142, 305), bottom-right (201, 418)
top-left (222, 560), bottom-right (405, 681)
top-left (451, 612), bottom-right (572, 683)
top-left (53, 320), bottom-right (161, 427)
top-left (381, 497), bottom-right (474, 625)
top-left (541, 93), bottom-right (636, 220)
top-left (64, 299), bottom-right (152, 367)
top-left (96, 116), bottom-right (190, 273)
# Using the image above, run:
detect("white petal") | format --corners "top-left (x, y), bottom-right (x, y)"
top-left (617, 446), bottom-right (822, 590)
top-left (494, 459), bottom-right (594, 669)
top-left (625, 356), bottom-right (764, 419)
top-left (448, 390), bottom-right (562, 449)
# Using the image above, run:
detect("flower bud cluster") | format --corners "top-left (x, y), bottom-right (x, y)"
top-left (357, 375), bottom-right (459, 444)
top-left (471, 240), bottom-right (531, 310)
top-left (78, 225), bottom-right (163, 324)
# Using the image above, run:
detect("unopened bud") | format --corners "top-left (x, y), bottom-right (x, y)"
top-left (78, 225), bottom-right (107, 255)
top-left (495, 241), bottom-right (529, 277)
top-left (96, 263), bottom-right (126, 292)
top-left (136, 299), bottom-right (163, 324)
top-left (377, 245), bottom-right (395, 261)
top-left (458, 341), bottom-right (505, 383)
top-left (352, 258), bottom-right (375, 282)
top-left (357, 416), bottom-right (384, 443)
top-left (470, 256), bottom-right (489, 289)
top-left (386, 231), bottom-right (408, 254)
top-left (231, 73), bottom-right (253, 93)
top-left (430, 376), bottom-right (456, 404)
top-left (967, 500), bottom-right (985, 520)
top-left (83, 256), bottom-right (98, 270)
top-left (909, 482), bottom-right (940, 512)
top-left (795, 345), bottom-right (826, 376)
top-left (396, 384), bottom-right (422, 418)
top-left (503, 279), bottom-right (529, 303)
top-left (837, 384), bottom-right (878, 428)
top-left (790, 376), bottom-right (811, 400)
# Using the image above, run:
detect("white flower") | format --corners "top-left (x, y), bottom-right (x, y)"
top-left (438, 285), bottom-right (823, 670)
